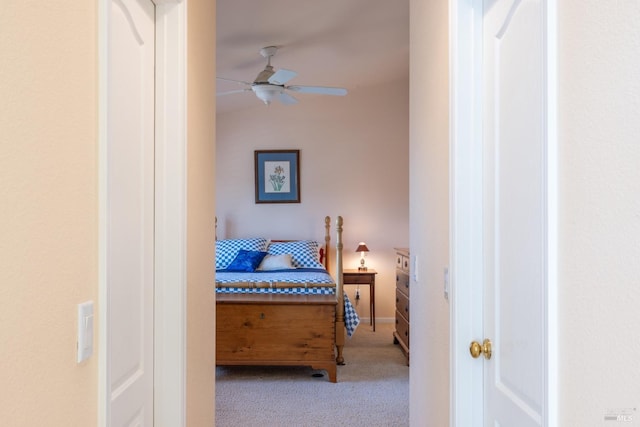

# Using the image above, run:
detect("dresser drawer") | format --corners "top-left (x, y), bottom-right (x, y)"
top-left (395, 311), bottom-right (409, 348)
top-left (401, 255), bottom-right (409, 272)
top-left (343, 272), bottom-right (374, 284)
top-left (396, 288), bottom-right (409, 321)
top-left (396, 270), bottom-right (409, 297)
top-left (396, 253), bottom-right (410, 272)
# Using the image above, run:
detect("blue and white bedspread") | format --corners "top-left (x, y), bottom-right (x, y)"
top-left (215, 268), bottom-right (335, 286)
top-left (215, 268), bottom-right (360, 336)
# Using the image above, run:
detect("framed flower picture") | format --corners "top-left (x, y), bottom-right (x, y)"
top-left (254, 150), bottom-right (300, 203)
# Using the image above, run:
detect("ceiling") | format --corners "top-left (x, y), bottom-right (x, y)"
top-left (216, 0), bottom-right (410, 114)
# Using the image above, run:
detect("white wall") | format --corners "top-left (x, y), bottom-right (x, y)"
top-left (409, 0), bottom-right (451, 425)
top-left (216, 78), bottom-right (409, 322)
top-left (557, 1), bottom-right (640, 425)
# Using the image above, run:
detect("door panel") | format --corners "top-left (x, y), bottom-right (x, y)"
top-left (107, 0), bottom-right (155, 425)
top-left (483, 0), bottom-right (546, 425)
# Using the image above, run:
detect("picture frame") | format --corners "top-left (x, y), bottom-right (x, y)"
top-left (254, 150), bottom-right (301, 203)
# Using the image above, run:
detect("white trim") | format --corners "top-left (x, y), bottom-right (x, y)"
top-left (98, 0), bottom-right (109, 425)
top-left (154, 1), bottom-right (188, 426)
top-left (544, 1), bottom-right (558, 426)
top-left (99, 0), bottom-right (187, 426)
top-left (449, 0), bottom-right (484, 426)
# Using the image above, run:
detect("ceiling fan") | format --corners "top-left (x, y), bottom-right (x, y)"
top-left (217, 46), bottom-right (348, 106)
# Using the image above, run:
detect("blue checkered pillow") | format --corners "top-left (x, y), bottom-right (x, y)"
top-left (216, 238), bottom-right (268, 270)
top-left (266, 240), bottom-right (324, 269)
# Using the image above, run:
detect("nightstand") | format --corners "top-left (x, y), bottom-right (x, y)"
top-left (343, 269), bottom-right (377, 331)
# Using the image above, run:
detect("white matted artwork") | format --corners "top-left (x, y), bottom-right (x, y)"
top-left (264, 161), bottom-right (291, 193)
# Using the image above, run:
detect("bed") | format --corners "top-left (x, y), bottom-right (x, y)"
top-left (215, 216), bottom-right (358, 382)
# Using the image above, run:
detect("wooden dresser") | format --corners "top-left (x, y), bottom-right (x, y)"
top-left (393, 248), bottom-right (410, 365)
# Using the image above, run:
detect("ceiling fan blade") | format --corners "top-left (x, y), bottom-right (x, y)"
top-left (268, 69), bottom-right (297, 85)
top-left (286, 85), bottom-right (348, 96)
top-left (217, 89), bottom-right (251, 96)
top-left (216, 77), bottom-right (251, 86)
top-left (278, 92), bottom-right (298, 105)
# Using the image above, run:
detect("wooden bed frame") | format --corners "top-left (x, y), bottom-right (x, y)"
top-left (215, 216), bottom-right (345, 382)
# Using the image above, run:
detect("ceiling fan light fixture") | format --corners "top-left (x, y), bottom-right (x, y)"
top-left (252, 85), bottom-right (283, 105)
top-left (217, 46), bottom-right (348, 107)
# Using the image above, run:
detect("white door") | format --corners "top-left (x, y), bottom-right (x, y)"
top-left (107, 0), bottom-right (155, 425)
top-left (450, 0), bottom-right (555, 425)
top-left (481, 0), bottom-right (547, 425)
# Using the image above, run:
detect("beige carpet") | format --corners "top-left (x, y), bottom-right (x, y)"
top-left (215, 323), bottom-right (409, 427)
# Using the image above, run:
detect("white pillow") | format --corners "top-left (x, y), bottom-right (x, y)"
top-left (258, 254), bottom-right (296, 271)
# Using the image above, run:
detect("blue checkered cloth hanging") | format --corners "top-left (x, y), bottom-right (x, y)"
top-left (343, 293), bottom-right (360, 337)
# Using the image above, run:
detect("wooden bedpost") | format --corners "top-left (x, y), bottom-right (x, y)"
top-left (335, 215), bottom-right (346, 365)
top-left (324, 216), bottom-right (331, 271)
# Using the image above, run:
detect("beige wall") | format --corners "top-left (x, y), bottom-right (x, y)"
top-left (187, 0), bottom-right (217, 424)
top-left (557, 1), bottom-right (640, 425)
top-left (0, 1), bottom-right (99, 425)
top-left (0, 0), bottom-right (217, 425)
top-left (409, 0), bottom-right (451, 425)
top-left (216, 79), bottom-right (410, 323)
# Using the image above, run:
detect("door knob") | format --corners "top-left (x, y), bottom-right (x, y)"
top-left (469, 339), bottom-right (492, 360)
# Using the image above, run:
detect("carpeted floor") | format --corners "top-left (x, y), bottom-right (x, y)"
top-left (215, 323), bottom-right (409, 427)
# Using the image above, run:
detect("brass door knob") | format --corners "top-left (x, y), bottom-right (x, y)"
top-left (469, 339), bottom-right (492, 360)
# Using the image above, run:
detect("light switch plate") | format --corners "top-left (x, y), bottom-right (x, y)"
top-left (77, 301), bottom-right (94, 363)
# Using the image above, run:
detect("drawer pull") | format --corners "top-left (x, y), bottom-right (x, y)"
top-left (259, 313), bottom-right (265, 319)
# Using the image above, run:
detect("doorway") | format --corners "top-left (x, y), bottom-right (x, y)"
top-left (449, 0), bottom-right (558, 425)
top-left (99, 0), bottom-right (188, 425)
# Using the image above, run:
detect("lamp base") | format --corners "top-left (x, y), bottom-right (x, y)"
top-left (358, 266), bottom-right (368, 271)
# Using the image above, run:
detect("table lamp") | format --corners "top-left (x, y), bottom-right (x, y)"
top-left (356, 242), bottom-right (369, 271)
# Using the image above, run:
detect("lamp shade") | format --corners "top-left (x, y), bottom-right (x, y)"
top-left (355, 242), bottom-right (369, 253)
top-left (253, 85), bottom-right (282, 105)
